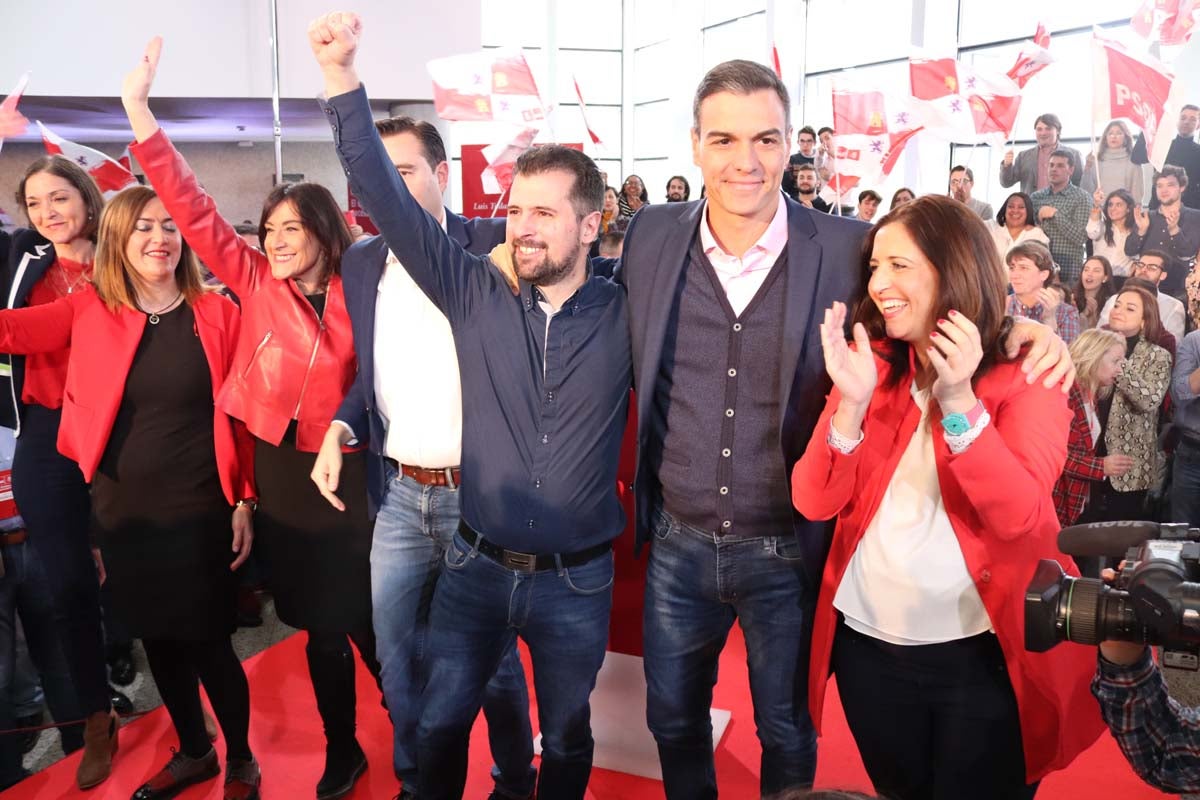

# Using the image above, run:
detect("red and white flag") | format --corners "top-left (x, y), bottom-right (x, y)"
top-left (1131, 0), bottom-right (1199, 45)
top-left (771, 43), bottom-right (783, 80)
top-left (37, 121), bottom-right (138, 196)
top-left (1092, 34), bottom-right (1175, 168)
top-left (427, 49), bottom-right (545, 126)
top-left (909, 57), bottom-right (1022, 142)
top-left (573, 77), bottom-right (602, 147)
top-left (0, 72), bottom-right (30, 154)
top-left (1006, 23), bottom-right (1054, 88)
top-left (481, 126), bottom-right (540, 197)
top-left (822, 87), bottom-right (923, 203)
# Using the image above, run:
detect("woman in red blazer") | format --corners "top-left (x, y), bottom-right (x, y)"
top-left (1052, 328), bottom-right (1130, 529)
top-left (0, 187), bottom-right (261, 800)
top-left (122, 39), bottom-right (380, 798)
top-left (791, 196), bottom-right (1103, 799)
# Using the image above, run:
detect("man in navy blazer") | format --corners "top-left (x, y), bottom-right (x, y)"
top-left (618, 60), bottom-right (869, 799)
top-left (313, 115), bottom-right (536, 800)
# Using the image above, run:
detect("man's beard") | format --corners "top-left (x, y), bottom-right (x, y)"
top-left (666, 195), bottom-right (684, 202)
top-left (798, 185), bottom-right (817, 196)
top-left (513, 238), bottom-right (582, 286)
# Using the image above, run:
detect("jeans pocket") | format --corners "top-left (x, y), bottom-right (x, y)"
top-left (562, 552), bottom-right (614, 595)
top-left (770, 535), bottom-right (806, 562)
top-left (652, 510), bottom-right (675, 542)
top-left (444, 535), bottom-right (473, 571)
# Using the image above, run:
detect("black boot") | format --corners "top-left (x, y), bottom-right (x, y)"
top-left (306, 634), bottom-right (366, 800)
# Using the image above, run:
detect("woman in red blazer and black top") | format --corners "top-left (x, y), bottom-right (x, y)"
top-left (0, 186), bottom-right (261, 799)
top-left (122, 39), bottom-right (379, 798)
top-left (1, 153), bottom-right (117, 788)
top-left (791, 196), bottom-right (1103, 799)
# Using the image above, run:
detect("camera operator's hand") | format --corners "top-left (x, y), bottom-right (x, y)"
top-left (1098, 567), bottom-right (1148, 665)
top-left (1103, 454), bottom-right (1134, 477)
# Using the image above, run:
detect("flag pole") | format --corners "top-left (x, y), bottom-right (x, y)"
top-left (268, 0), bottom-right (283, 185)
top-left (831, 147), bottom-right (843, 215)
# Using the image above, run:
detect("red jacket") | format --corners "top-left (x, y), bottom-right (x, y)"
top-left (1053, 384), bottom-right (1106, 526)
top-left (791, 347), bottom-right (1104, 783)
top-left (131, 130), bottom-right (357, 453)
top-left (0, 290), bottom-right (255, 505)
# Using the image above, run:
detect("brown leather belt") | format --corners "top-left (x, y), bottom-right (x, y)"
top-left (387, 458), bottom-right (461, 488)
top-left (0, 530), bottom-right (27, 546)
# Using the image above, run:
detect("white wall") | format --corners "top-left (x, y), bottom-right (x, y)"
top-left (0, 0), bottom-right (481, 100)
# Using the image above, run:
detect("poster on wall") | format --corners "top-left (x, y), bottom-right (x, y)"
top-left (460, 141), bottom-right (584, 220)
top-left (346, 189), bottom-right (379, 236)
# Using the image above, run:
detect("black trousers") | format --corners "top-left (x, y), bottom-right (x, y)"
top-left (11, 404), bottom-right (110, 716)
top-left (831, 619), bottom-right (1037, 800)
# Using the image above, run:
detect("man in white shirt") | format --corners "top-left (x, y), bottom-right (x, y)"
top-left (1098, 250), bottom-right (1186, 343)
top-left (311, 116), bottom-right (536, 800)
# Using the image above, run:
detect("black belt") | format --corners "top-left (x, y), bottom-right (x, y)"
top-left (457, 521), bottom-right (610, 573)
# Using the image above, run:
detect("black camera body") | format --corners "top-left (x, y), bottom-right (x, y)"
top-left (1025, 521), bottom-right (1200, 669)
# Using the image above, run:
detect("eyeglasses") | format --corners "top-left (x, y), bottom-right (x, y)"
top-left (1132, 261), bottom-right (1163, 272)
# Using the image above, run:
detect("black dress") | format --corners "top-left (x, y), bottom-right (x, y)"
top-left (91, 303), bottom-right (235, 640)
top-left (252, 293), bottom-right (373, 633)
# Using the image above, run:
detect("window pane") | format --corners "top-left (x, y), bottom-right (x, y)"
top-left (633, 42), bottom-right (673, 103)
top-left (633, 102), bottom-right (671, 158)
top-left (633, 0), bottom-right (675, 47)
top-left (553, 105), bottom-right (622, 158)
top-left (958, 0), bottom-right (1136, 47)
top-left (595, 159), bottom-right (623, 189)
top-left (703, 0), bottom-right (765, 27)
top-left (556, 0), bottom-right (622, 49)
top-left (482, 0), bottom-right (548, 48)
top-left (805, 0), bottom-right (915, 72)
top-left (553, 51), bottom-right (623, 106)
top-left (702, 12), bottom-right (767, 72)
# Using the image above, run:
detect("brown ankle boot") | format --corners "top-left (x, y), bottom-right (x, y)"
top-left (76, 709), bottom-right (119, 789)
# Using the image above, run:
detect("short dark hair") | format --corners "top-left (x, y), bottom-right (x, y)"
top-left (599, 230), bottom-right (624, 252)
top-left (258, 182), bottom-right (353, 284)
top-left (797, 125), bottom-right (817, 140)
top-left (692, 59), bottom-right (790, 131)
top-left (796, 163), bottom-right (818, 175)
top-left (1006, 239), bottom-right (1057, 285)
top-left (16, 155), bottom-right (105, 242)
top-left (666, 175), bottom-right (691, 200)
top-left (858, 189), bottom-right (882, 203)
top-left (950, 165), bottom-right (974, 182)
top-left (817, 126), bottom-right (834, 137)
top-left (513, 145), bottom-right (604, 218)
top-left (374, 116), bottom-right (447, 171)
top-left (1182, 104), bottom-right (1200, 114)
top-left (1035, 113), bottom-right (1063, 133)
top-left (1139, 248), bottom-right (1174, 274)
top-left (1049, 149), bottom-right (1076, 170)
top-left (1155, 164), bottom-right (1189, 190)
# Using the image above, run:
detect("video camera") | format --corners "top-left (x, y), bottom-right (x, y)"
top-left (1025, 520), bottom-right (1200, 669)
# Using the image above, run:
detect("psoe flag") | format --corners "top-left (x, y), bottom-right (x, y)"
top-left (1091, 34), bottom-right (1175, 168)
top-left (37, 121), bottom-right (137, 197)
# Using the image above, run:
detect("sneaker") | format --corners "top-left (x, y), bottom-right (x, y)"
top-left (131, 748), bottom-right (219, 800)
top-left (224, 756), bottom-right (261, 800)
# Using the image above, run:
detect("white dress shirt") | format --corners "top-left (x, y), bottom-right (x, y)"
top-left (833, 382), bottom-right (992, 645)
top-left (372, 213), bottom-right (464, 468)
top-left (699, 193), bottom-right (789, 316)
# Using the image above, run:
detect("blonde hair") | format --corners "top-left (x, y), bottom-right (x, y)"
top-left (92, 187), bottom-right (209, 312)
top-left (1070, 328), bottom-right (1125, 399)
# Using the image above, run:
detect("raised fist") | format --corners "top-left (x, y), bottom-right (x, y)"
top-left (308, 11), bottom-right (362, 71)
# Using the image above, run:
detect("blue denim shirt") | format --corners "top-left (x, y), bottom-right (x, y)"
top-left (1172, 331), bottom-right (1200, 442)
top-left (322, 86), bottom-right (631, 554)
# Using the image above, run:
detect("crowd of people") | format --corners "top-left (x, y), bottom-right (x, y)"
top-left (0, 9), bottom-right (1198, 800)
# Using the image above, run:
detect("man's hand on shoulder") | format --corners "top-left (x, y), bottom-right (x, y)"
top-left (489, 242), bottom-right (520, 294)
top-left (1005, 318), bottom-right (1075, 393)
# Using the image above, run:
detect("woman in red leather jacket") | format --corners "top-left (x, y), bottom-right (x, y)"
top-left (0, 186), bottom-right (260, 800)
top-left (791, 196), bottom-right (1103, 799)
top-left (123, 39), bottom-right (379, 799)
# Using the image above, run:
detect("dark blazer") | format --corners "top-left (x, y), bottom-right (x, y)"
top-left (335, 211), bottom-right (505, 517)
top-left (617, 196), bottom-right (869, 577)
top-left (0, 227), bottom-right (59, 433)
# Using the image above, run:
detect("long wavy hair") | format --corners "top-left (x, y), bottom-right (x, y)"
top-left (1100, 188), bottom-right (1135, 246)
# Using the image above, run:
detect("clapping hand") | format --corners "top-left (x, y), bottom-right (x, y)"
top-left (1133, 205), bottom-right (1151, 235)
top-left (1163, 204), bottom-right (1181, 233)
top-left (820, 302), bottom-right (876, 408)
top-left (1036, 287), bottom-right (1062, 312)
top-left (928, 311), bottom-right (982, 413)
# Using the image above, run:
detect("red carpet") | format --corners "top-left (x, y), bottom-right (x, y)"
top-left (1, 628), bottom-right (1173, 799)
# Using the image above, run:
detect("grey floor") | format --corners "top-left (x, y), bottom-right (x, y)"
top-left (21, 595), bottom-right (296, 777)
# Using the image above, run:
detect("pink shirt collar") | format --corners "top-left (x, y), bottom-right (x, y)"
top-left (699, 192), bottom-right (789, 273)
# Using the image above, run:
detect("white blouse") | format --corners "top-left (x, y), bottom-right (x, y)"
top-left (1085, 218), bottom-right (1135, 277)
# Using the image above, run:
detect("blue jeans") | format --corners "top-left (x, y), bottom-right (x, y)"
top-left (643, 508), bottom-right (817, 799)
top-left (418, 532), bottom-right (614, 800)
top-left (0, 539), bottom-right (85, 790)
top-left (370, 465), bottom-right (535, 796)
top-left (1171, 440), bottom-right (1200, 526)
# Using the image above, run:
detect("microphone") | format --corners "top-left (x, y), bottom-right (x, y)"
top-left (1057, 520), bottom-right (1172, 557)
